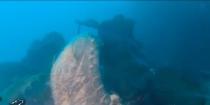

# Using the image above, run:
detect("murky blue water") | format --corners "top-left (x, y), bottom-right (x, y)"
top-left (0, 1), bottom-right (210, 105)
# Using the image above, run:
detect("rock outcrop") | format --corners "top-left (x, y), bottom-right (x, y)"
top-left (0, 32), bottom-right (66, 105)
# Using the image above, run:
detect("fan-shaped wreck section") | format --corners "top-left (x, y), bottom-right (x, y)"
top-left (51, 35), bottom-right (120, 105)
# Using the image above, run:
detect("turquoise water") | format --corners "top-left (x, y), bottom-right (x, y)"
top-left (0, 1), bottom-right (210, 105)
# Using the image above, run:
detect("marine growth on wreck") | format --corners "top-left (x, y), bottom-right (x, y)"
top-left (0, 2), bottom-right (210, 105)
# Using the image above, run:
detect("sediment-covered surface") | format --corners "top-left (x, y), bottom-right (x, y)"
top-left (51, 35), bottom-right (119, 105)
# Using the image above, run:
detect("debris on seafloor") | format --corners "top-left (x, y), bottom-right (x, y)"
top-left (51, 35), bottom-right (121, 105)
top-left (9, 98), bottom-right (25, 105)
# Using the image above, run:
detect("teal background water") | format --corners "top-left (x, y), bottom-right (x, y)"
top-left (0, 1), bottom-right (137, 63)
top-left (0, 1), bottom-right (210, 105)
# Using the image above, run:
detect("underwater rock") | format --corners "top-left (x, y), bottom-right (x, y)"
top-left (22, 31), bottom-right (66, 73)
top-left (51, 35), bottom-right (121, 105)
top-left (19, 32), bottom-right (66, 105)
top-left (0, 31), bottom-right (66, 105)
top-left (151, 67), bottom-right (206, 105)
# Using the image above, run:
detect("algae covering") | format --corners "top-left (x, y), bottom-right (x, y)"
top-left (51, 35), bottom-right (121, 105)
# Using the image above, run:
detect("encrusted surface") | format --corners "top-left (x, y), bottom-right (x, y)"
top-left (51, 36), bottom-right (119, 105)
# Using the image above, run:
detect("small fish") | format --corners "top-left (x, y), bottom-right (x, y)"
top-left (9, 98), bottom-right (25, 105)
